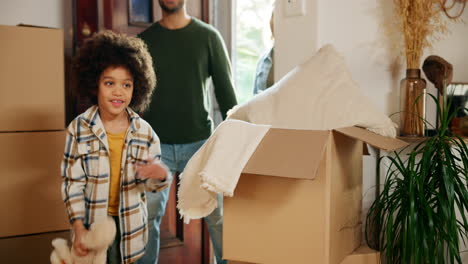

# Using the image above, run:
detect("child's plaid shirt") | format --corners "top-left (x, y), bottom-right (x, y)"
top-left (61, 105), bottom-right (167, 264)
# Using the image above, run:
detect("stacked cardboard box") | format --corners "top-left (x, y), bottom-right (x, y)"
top-left (0, 25), bottom-right (69, 262)
top-left (0, 131), bottom-right (68, 236)
top-left (0, 25), bottom-right (65, 132)
top-left (224, 127), bottom-right (405, 264)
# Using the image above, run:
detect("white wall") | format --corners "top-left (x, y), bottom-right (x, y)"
top-left (277, 0), bottom-right (468, 114)
top-left (275, 0), bottom-right (468, 248)
top-left (430, 13), bottom-right (468, 83)
top-left (0, 0), bottom-right (63, 28)
top-left (275, 0), bottom-right (318, 79)
top-left (315, 0), bottom-right (468, 222)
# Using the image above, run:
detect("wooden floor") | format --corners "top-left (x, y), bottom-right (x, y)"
top-left (0, 229), bottom-right (213, 264)
top-left (1, 231), bottom-right (468, 264)
top-left (0, 230), bottom-right (69, 264)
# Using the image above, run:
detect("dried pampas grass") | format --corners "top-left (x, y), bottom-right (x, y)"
top-left (394, 0), bottom-right (448, 69)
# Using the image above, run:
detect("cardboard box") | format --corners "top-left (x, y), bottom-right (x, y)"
top-left (0, 25), bottom-right (65, 132)
top-left (0, 131), bottom-right (68, 237)
top-left (224, 127), bottom-right (407, 264)
top-left (228, 246), bottom-right (380, 264)
top-left (340, 246), bottom-right (380, 264)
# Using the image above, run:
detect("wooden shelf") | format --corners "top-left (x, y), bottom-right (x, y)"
top-left (397, 136), bottom-right (426, 144)
top-left (398, 135), bottom-right (468, 144)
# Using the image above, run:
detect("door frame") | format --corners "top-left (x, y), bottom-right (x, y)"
top-left (101, 0), bottom-right (210, 34)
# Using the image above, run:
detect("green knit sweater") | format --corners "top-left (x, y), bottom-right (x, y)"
top-left (138, 18), bottom-right (238, 144)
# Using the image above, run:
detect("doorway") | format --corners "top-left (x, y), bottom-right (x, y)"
top-left (233, 0), bottom-right (275, 104)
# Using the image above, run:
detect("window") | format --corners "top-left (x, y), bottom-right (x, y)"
top-left (235, 0), bottom-right (275, 104)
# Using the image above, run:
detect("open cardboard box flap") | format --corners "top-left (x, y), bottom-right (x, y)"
top-left (334, 126), bottom-right (408, 152)
top-left (242, 126), bottom-right (408, 181)
top-left (242, 128), bottom-right (330, 180)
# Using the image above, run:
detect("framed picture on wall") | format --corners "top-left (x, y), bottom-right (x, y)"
top-left (447, 82), bottom-right (468, 136)
top-left (128, 0), bottom-right (153, 26)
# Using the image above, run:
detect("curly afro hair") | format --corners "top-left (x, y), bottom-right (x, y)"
top-left (73, 30), bottom-right (156, 112)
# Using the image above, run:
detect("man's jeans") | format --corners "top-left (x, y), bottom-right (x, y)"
top-left (137, 139), bottom-right (226, 264)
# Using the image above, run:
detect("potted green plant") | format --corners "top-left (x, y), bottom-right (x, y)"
top-left (365, 88), bottom-right (468, 263)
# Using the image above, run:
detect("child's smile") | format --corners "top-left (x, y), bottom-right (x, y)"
top-left (97, 66), bottom-right (134, 120)
top-left (111, 100), bottom-right (125, 107)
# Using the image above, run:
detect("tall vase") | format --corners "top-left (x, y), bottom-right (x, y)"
top-left (400, 69), bottom-right (427, 137)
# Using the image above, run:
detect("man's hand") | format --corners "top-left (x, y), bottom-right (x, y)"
top-left (72, 220), bottom-right (89, 256)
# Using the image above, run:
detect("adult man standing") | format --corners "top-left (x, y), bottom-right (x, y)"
top-left (137, 1), bottom-right (237, 263)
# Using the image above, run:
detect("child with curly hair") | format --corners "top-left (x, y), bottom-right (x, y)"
top-left (61, 30), bottom-right (171, 264)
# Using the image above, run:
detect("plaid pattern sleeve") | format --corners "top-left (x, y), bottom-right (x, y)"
top-left (141, 121), bottom-right (170, 193)
top-left (61, 121), bottom-right (87, 224)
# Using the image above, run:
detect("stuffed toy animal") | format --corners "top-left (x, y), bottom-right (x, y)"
top-left (50, 217), bottom-right (116, 264)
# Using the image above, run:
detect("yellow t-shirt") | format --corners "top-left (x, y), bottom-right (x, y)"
top-left (107, 130), bottom-right (126, 216)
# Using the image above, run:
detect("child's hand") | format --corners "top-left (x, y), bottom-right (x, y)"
top-left (135, 159), bottom-right (169, 181)
top-left (72, 220), bottom-right (89, 256)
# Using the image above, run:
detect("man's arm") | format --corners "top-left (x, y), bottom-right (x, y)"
top-left (208, 30), bottom-right (238, 119)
